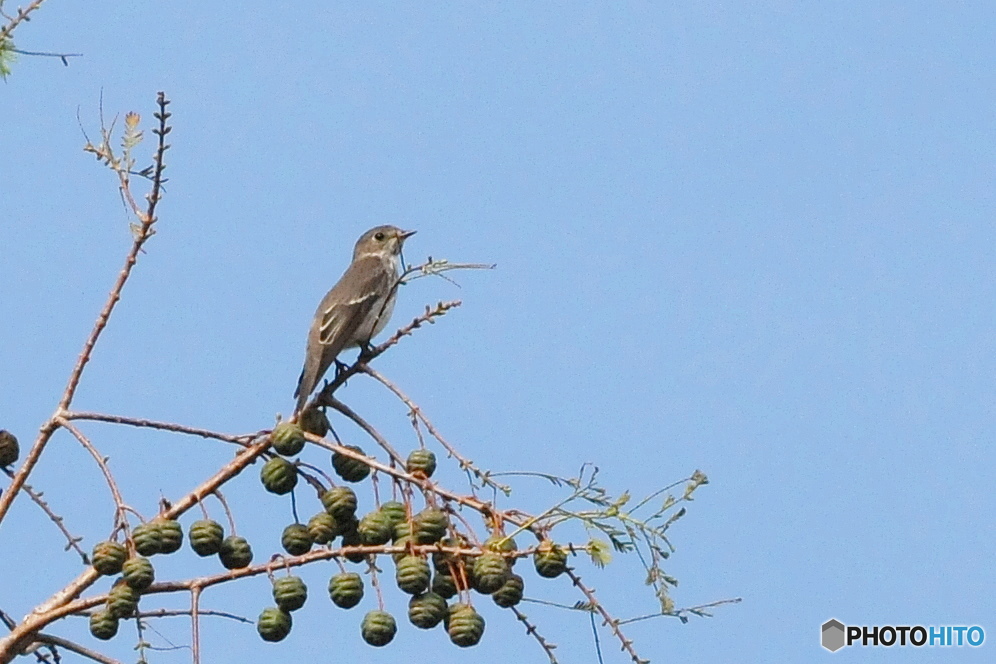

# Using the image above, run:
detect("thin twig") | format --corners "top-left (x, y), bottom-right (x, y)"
top-left (511, 606), bottom-right (560, 663)
top-left (0, 94), bottom-right (172, 527)
top-left (31, 634), bottom-right (121, 664)
top-left (311, 300), bottom-right (461, 411)
top-left (63, 412), bottom-right (252, 447)
top-left (2, 470), bottom-right (86, 561)
top-left (0, 0), bottom-right (47, 42)
top-left (326, 398), bottom-right (405, 467)
top-left (56, 419), bottom-right (128, 533)
top-left (362, 365), bottom-right (511, 495)
top-left (190, 586), bottom-right (200, 664)
top-left (565, 569), bottom-right (648, 664)
top-left (616, 597), bottom-right (743, 625)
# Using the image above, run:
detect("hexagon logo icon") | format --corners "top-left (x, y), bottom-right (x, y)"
top-left (822, 618), bottom-right (846, 652)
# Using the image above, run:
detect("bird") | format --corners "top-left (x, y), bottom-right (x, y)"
top-left (294, 225), bottom-right (416, 414)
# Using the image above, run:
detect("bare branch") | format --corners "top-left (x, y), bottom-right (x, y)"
top-left (1, 470), bottom-right (86, 562)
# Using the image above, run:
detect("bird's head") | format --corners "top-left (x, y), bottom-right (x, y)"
top-left (353, 225), bottom-right (416, 260)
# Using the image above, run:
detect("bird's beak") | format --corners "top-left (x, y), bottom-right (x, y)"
top-left (399, 229), bottom-right (417, 241)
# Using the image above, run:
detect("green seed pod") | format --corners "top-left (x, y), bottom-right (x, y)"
top-left (533, 541), bottom-right (568, 578)
top-left (443, 601), bottom-right (473, 629)
top-left (340, 526), bottom-right (367, 563)
top-left (358, 510), bottom-right (393, 545)
top-left (392, 534), bottom-right (413, 563)
top-left (321, 486), bottom-right (358, 520)
top-left (431, 571), bottom-right (458, 599)
top-left (447, 603), bottom-right (486, 647)
top-left (298, 405), bottom-right (330, 437)
top-left (393, 519), bottom-right (413, 542)
top-left (472, 553), bottom-right (510, 594)
top-left (328, 572), bottom-right (364, 609)
top-left (106, 581), bottom-right (140, 619)
top-left (395, 555), bottom-right (431, 595)
top-left (218, 536), bottom-right (253, 569)
top-left (88, 610), bottom-right (119, 640)
top-left (408, 591), bottom-right (447, 629)
top-left (91, 541), bottom-right (127, 576)
top-left (379, 500), bottom-right (406, 528)
top-left (271, 421), bottom-right (306, 456)
top-left (121, 556), bottom-right (155, 590)
top-left (188, 519), bottom-right (224, 556)
top-left (281, 523), bottom-right (313, 555)
top-left (0, 430), bottom-right (19, 467)
top-left (272, 575), bottom-right (308, 612)
top-left (406, 448), bottom-right (437, 477)
top-left (361, 610), bottom-right (397, 647)
top-left (256, 607), bottom-right (292, 642)
top-left (432, 536), bottom-right (466, 572)
top-left (306, 512), bottom-right (337, 544)
top-left (156, 519), bottom-right (184, 554)
top-left (492, 573), bottom-right (525, 608)
top-left (484, 534), bottom-right (518, 567)
top-left (414, 507), bottom-right (448, 544)
top-left (131, 522), bottom-right (162, 557)
top-left (331, 445), bottom-right (371, 483)
top-left (260, 457), bottom-right (298, 495)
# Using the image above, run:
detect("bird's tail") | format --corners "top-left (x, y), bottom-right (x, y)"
top-left (293, 368), bottom-right (310, 415)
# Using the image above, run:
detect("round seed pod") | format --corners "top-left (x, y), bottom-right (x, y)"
top-left (358, 510), bottom-right (393, 546)
top-left (492, 573), bottom-right (525, 608)
top-left (408, 591), bottom-right (447, 629)
top-left (106, 581), bottom-right (140, 619)
top-left (272, 575), bottom-right (308, 612)
top-left (321, 486), bottom-right (357, 520)
top-left (260, 457), bottom-right (298, 495)
top-left (447, 603), bottom-right (486, 647)
top-left (188, 519), bottom-right (224, 556)
top-left (281, 523), bottom-right (313, 556)
top-left (218, 536), bottom-right (253, 569)
top-left (121, 556), bottom-right (155, 590)
top-left (472, 553), bottom-right (510, 594)
top-left (413, 507), bottom-right (448, 544)
top-left (393, 519), bottom-right (413, 542)
top-left (88, 610), bottom-right (119, 640)
top-left (331, 445), bottom-right (370, 483)
top-left (395, 555), bottom-right (431, 595)
top-left (533, 541), bottom-right (568, 578)
top-left (392, 534), bottom-right (413, 563)
top-left (91, 541), bottom-right (127, 576)
top-left (379, 501), bottom-right (406, 529)
top-left (431, 572), bottom-right (458, 599)
top-left (271, 422), bottom-right (306, 456)
top-left (257, 607), bottom-right (292, 642)
top-left (484, 534), bottom-right (518, 567)
top-left (406, 448), bottom-right (437, 478)
top-left (0, 430), bottom-right (19, 467)
top-left (361, 610), bottom-right (397, 647)
top-left (298, 406), bottom-right (330, 437)
top-left (340, 526), bottom-right (367, 563)
top-left (432, 536), bottom-right (466, 572)
top-left (156, 519), bottom-right (184, 554)
top-left (306, 512), bottom-right (337, 545)
top-left (328, 572), bottom-right (364, 609)
top-left (446, 604), bottom-right (484, 648)
top-left (443, 601), bottom-right (473, 629)
top-left (131, 522), bottom-right (162, 557)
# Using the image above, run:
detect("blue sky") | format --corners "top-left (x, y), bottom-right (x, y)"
top-left (1, 2), bottom-right (993, 662)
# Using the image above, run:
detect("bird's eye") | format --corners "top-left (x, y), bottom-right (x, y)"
top-left (374, 232), bottom-right (385, 241)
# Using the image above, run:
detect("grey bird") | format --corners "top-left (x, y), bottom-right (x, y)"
top-left (294, 225), bottom-right (416, 414)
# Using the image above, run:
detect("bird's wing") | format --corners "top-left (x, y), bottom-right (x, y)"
top-left (294, 257), bottom-right (394, 413)
top-left (317, 259), bottom-right (394, 348)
